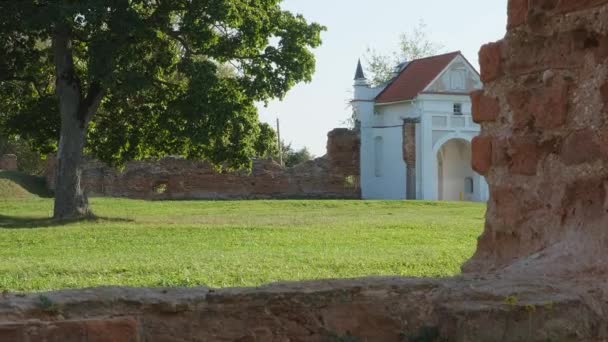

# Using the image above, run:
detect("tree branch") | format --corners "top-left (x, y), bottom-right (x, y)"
top-left (79, 81), bottom-right (104, 124)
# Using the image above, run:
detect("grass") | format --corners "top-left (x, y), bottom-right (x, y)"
top-left (0, 190), bottom-right (486, 292)
top-left (0, 171), bottom-right (51, 199)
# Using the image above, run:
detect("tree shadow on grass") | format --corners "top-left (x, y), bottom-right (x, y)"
top-left (0, 171), bottom-right (52, 198)
top-left (0, 215), bottom-right (134, 229)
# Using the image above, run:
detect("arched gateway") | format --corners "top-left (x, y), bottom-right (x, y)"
top-left (436, 138), bottom-right (487, 201)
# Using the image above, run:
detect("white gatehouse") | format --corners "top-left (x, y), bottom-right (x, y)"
top-left (351, 51), bottom-right (489, 201)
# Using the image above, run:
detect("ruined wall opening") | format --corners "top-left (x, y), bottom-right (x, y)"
top-left (437, 138), bottom-right (474, 201)
top-left (152, 181), bottom-right (169, 195)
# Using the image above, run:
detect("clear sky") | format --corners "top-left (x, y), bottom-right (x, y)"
top-left (257, 0), bottom-right (508, 156)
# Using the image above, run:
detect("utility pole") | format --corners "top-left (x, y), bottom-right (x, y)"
top-left (276, 117), bottom-right (283, 167)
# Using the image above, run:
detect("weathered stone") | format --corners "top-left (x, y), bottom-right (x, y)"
top-left (0, 324), bottom-right (23, 341)
top-left (466, 2), bottom-right (608, 277)
top-left (533, 77), bottom-right (570, 129)
top-left (560, 129), bottom-right (601, 165)
top-left (555, 0), bottom-right (608, 13)
top-left (85, 317), bottom-right (139, 342)
top-left (471, 136), bottom-right (493, 175)
top-left (402, 120), bottom-right (417, 200)
top-left (479, 42), bottom-right (503, 83)
top-left (508, 136), bottom-right (539, 175)
top-left (601, 81), bottom-right (608, 110)
top-left (471, 90), bottom-right (499, 123)
top-left (508, 0), bottom-right (528, 28)
top-left (0, 278), bottom-right (607, 341)
top-left (562, 177), bottom-right (606, 224)
top-left (507, 78), bottom-right (570, 130)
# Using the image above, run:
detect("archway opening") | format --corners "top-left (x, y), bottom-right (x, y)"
top-left (436, 138), bottom-right (475, 201)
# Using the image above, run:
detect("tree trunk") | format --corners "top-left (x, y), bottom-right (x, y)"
top-left (53, 109), bottom-right (90, 220)
top-left (52, 29), bottom-right (101, 220)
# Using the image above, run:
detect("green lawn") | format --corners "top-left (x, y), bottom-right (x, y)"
top-left (0, 197), bottom-right (485, 292)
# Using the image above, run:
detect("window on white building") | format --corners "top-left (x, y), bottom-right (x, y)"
top-left (453, 103), bottom-right (463, 115)
top-left (465, 177), bottom-right (474, 194)
top-left (374, 136), bottom-right (383, 177)
top-left (450, 70), bottom-right (466, 90)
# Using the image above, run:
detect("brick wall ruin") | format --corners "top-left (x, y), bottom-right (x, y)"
top-left (46, 128), bottom-right (360, 200)
top-left (466, 0), bottom-right (608, 277)
top-left (0, 154), bottom-right (17, 171)
top-left (402, 119), bottom-right (418, 200)
top-left (6, 2), bottom-right (608, 340)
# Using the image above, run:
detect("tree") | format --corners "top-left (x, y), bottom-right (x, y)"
top-left (278, 142), bottom-right (313, 167)
top-left (0, 1), bottom-right (324, 219)
top-left (365, 21), bottom-right (444, 85)
top-left (254, 122), bottom-right (279, 159)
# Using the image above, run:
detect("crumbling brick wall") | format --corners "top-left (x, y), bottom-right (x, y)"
top-left (465, 0), bottom-right (608, 275)
top-left (46, 129), bottom-right (360, 200)
top-left (0, 154), bottom-right (17, 171)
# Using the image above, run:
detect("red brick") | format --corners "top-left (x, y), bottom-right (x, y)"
top-left (595, 35), bottom-right (608, 61)
top-left (508, 0), bottom-right (529, 29)
top-left (471, 90), bottom-right (500, 123)
top-left (562, 177), bottom-right (606, 223)
top-left (601, 82), bottom-right (608, 111)
top-left (479, 42), bottom-right (503, 83)
top-left (504, 34), bottom-right (580, 77)
top-left (533, 78), bottom-right (570, 129)
top-left (560, 129), bottom-right (601, 165)
top-left (507, 90), bottom-right (533, 130)
top-left (556, 0), bottom-right (608, 13)
top-left (508, 136), bottom-right (540, 175)
top-left (472, 136), bottom-right (493, 175)
top-left (492, 138), bottom-right (510, 166)
top-left (508, 79), bottom-right (569, 130)
top-left (0, 324), bottom-right (24, 342)
top-left (50, 322), bottom-right (88, 342)
top-left (85, 317), bottom-right (139, 342)
top-left (491, 186), bottom-right (542, 227)
top-left (599, 128), bottom-right (608, 158)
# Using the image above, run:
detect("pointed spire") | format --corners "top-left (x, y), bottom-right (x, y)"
top-left (354, 59), bottom-right (366, 80)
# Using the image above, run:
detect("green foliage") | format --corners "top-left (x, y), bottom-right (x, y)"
top-left (0, 136), bottom-right (7, 155)
top-left (365, 21), bottom-right (444, 86)
top-left (254, 122), bottom-right (279, 159)
top-left (504, 295), bottom-right (519, 306)
top-left (278, 141), bottom-right (313, 167)
top-left (0, 137), bottom-right (46, 175)
top-left (0, 198), bottom-right (485, 291)
top-left (0, 1), bottom-right (324, 169)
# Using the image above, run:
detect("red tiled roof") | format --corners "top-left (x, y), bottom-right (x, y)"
top-left (375, 51), bottom-right (461, 104)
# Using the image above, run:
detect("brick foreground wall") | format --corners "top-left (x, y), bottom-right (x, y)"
top-left (46, 129), bottom-right (360, 200)
top-left (8, 2), bottom-right (608, 340)
top-left (1, 277), bottom-right (607, 342)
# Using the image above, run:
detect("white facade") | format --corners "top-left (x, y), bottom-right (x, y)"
top-left (352, 53), bottom-right (490, 202)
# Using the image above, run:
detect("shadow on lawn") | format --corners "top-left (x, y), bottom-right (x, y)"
top-left (0, 215), bottom-right (134, 229)
top-left (0, 171), bottom-right (52, 198)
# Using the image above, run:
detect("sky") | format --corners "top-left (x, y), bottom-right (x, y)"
top-left (256, 0), bottom-right (509, 156)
